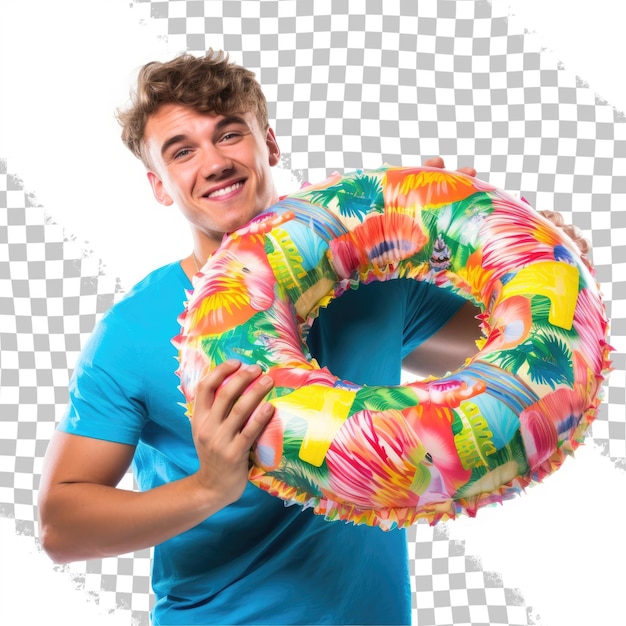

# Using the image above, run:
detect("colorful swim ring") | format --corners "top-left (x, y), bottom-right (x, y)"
top-left (174, 166), bottom-right (612, 529)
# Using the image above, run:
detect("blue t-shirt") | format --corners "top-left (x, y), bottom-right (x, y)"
top-left (59, 262), bottom-right (464, 625)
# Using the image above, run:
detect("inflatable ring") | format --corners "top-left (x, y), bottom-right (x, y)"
top-left (174, 166), bottom-right (612, 529)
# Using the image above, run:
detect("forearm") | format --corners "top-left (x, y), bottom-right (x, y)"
top-left (39, 473), bottom-right (228, 563)
top-left (39, 362), bottom-right (274, 564)
top-left (402, 300), bottom-right (481, 377)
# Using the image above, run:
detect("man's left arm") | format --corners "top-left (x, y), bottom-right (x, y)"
top-left (402, 158), bottom-right (592, 378)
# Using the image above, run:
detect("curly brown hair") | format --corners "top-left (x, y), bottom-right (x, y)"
top-left (117, 49), bottom-right (269, 167)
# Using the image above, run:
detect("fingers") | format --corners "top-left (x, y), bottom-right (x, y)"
top-left (190, 359), bottom-right (242, 418)
top-left (423, 156), bottom-right (445, 169)
top-left (538, 209), bottom-right (565, 227)
top-left (193, 361), bottom-right (274, 440)
top-left (561, 223), bottom-right (591, 254)
top-left (189, 361), bottom-right (275, 504)
top-left (213, 365), bottom-right (274, 438)
top-left (423, 156), bottom-right (476, 178)
top-left (456, 166), bottom-right (477, 177)
top-left (539, 210), bottom-right (592, 256)
top-left (424, 162), bottom-right (592, 258)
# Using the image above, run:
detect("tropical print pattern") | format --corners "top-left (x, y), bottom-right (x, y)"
top-left (174, 166), bottom-right (613, 529)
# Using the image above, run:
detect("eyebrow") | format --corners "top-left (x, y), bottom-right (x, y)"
top-left (159, 114), bottom-right (251, 158)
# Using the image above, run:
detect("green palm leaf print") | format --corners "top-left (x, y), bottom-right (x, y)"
top-left (452, 405), bottom-right (497, 471)
top-left (492, 333), bottom-right (574, 389)
top-left (308, 173), bottom-right (384, 221)
top-left (265, 229), bottom-right (308, 294)
top-left (351, 386), bottom-right (418, 413)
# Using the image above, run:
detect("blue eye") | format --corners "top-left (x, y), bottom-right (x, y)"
top-left (220, 129), bottom-right (248, 144)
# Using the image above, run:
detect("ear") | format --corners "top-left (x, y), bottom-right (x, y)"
top-left (265, 127), bottom-right (281, 167)
top-left (147, 171), bottom-right (174, 206)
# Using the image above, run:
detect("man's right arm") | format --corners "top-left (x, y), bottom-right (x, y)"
top-left (38, 361), bottom-right (274, 564)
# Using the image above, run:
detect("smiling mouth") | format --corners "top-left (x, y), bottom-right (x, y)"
top-left (205, 181), bottom-right (244, 199)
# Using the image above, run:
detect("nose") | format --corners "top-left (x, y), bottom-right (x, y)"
top-left (200, 144), bottom-right (234, 179)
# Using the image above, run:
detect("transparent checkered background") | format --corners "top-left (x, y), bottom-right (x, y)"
top-left (1, 0), bottom-right (625, 624)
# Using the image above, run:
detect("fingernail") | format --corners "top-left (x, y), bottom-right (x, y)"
top-left (259, 375), bottom-right (273, 387)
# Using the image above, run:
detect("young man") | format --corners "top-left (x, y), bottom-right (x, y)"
top-left (38, 50), bottom-right (586, 625)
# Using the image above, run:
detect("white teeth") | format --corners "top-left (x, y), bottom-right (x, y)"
top-left (207, 181), bottom-right (243, 198)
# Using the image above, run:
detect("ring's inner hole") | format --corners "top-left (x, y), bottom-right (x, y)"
top-left (307, 282), bottom-right (483, 385)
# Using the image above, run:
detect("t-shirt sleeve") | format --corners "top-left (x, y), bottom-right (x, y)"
top-left (58, 308), bottom-right (147, 446)
top-left (401, 279), bottom-right (467, 357)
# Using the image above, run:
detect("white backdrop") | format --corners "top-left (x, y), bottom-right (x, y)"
top-left (1, 1), bottom-right (624, 624)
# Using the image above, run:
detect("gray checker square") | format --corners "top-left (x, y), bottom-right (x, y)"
top-left (3, 0), bottom-right (625, 624)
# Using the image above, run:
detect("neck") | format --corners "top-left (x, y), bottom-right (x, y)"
top-left (191, 229), bottom-right (222, 261)
top-left (191, 251), bottom-right (203, 273)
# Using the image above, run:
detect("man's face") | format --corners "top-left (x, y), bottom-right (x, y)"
top-left (144, 104), bottom-right (281, 252)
